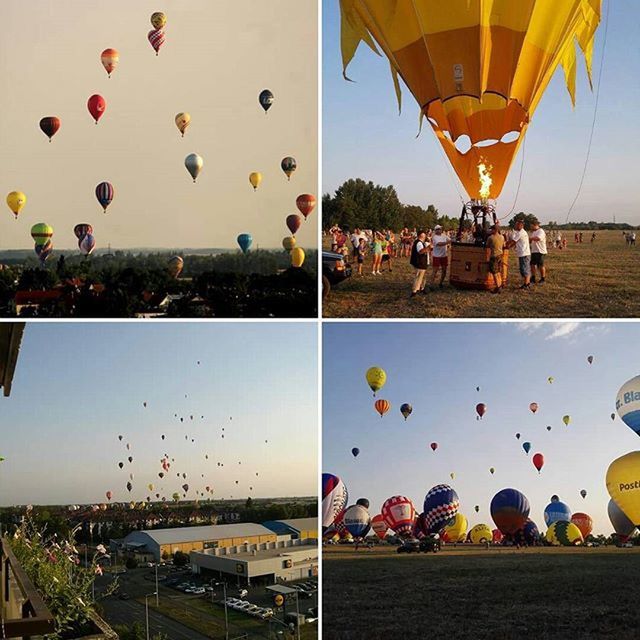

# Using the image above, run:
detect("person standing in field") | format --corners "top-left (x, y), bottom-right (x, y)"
top-left (591, 231), bottom-right (597, 243)
top-left (507, 219), bottom-right (531, 289)
top-left (430, 225), bottom-right (451, 288)
top-left (529, 220), bottom-right (548, 285)
top-left (356, 237), bottom-right (367, 276)
top-left (410, 230), bottom-right (430, 297)
top-left (371, 231), bottom-right (383, 275)
top-left (632, 232), bottom-right (637, 246)
top-left (350, 228), bottom-right (365, 259)
top-left (486, 224), bottom-right (505, 294)
top-left (380, 233), bottom-right (392, 273)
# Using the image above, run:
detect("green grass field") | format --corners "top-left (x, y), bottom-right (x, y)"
top-left (323, 545), bottom-right (640, 639)
top-left (323, 230), bottom-right (640, 318)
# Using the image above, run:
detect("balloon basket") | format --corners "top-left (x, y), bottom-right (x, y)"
top-left (449, 244), bottom-right (508, 290)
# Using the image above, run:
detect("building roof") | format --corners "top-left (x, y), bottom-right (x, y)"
top-left (15, 290), bottom-right (62, 305)
top-left (131, 523), bottom-right (275, 545)
top-left (263, 518), bottom-right (318, 535)
top-left (0, 323), bottom-right (25, 397)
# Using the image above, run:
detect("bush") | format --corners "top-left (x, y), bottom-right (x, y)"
top-left (125, 556), bottom-right (138, 570)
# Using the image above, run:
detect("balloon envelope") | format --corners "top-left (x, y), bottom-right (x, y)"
top-left (185, 154), bottom-right (203, 182)
top-left (544, 501), bottom-right (571, 526)
top-left (606, 451), bottom-right (640, 526)
top-left (423, 484), bottom-right (459, 535)
top-left (469, 524), bottom-right (493, 544)
top-left (167, 256), bottom-right (184, 278)
top-left (381, 495), bottom-right (416, 538)
top-left (571, 512), bottom-right (593, 539)
top-left (281, 156), bottom-right (297, 179)
top-left (491, 488), bottom-right (530, 535)
top-left (175, 112), bottom-right (191, 136)
top-left (365, 366), bottom-right (386, 395)
top-left (151, 12), bottom-right (167, 29)
top-left (249, 172), bottom-right (262, 190)
top-left (532, 453), bottom-right (544, 473)
top-left (616, 375), bottom-right (640, 436)
top-left (79, 234), bottom-right (96, 256)
top-left (87, 94), bottom-right (106, 123)
top-left (148, 29), bottom-right (165, 54)
top-left (101, 48), bottom-right (119, 76)
top-left (31, 223), bottom-right (53, 246)
top-left (6, 191), bottom-right (26, 219)
top-left (342, 504), bottom-right (371, 538)
top-left (370, 513), bottom-right (388, 540)
top-left (400, 403), bottom-right (412, 420)
top-left (39, 116), bottom-right (60, 141)
top-left (476, 403), bottom-right (486, 418)
top-left (74, 224), bottom-right (93, 240)
top-left (259, 89), bottom-right (274, 113)
top-left (351, 447), bottom-right (359, 457)
top-left (608, 498), bottom-right (637, 539)
top-left (374, 399), bottom-right (390, 418)
top-left (290, 247), bottom-right (305, 268)
top-left (442, 513), bottom-right (467, 543)
top-left (322, 473), bottom-right (348, 531)
top-left (546, 521), bottom-right (583, 546)
top-left (296, 194), bottom-right (316, 220)
top-left (237, 234), bottom-right (252, 254)
top-left (282, 236), bottom-right (296, 251)
top-left (95, 182), bottom-right (114, 212)
top-left (286, 214), bottom-right (302, 236)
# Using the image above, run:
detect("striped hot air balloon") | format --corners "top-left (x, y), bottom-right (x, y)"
top-left (95, 182), bottom-right (114, 212)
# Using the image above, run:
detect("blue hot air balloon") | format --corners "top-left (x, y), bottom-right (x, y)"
top-left (351, 447), bottom-right (360, 458)
top-left (608, 498), bottom-right (637, 540)
top-left (522, 441), bottom-right (531, 455)
top-left (342, 504), bottom-right (371, 539)
top-left (490, 488), bottom-right (530, 535)
top-left (422, 484), bottom-right (460, 535)
top-left (237, 233), bottom-right (252, 254)
top-left (616, 375), bottom-right (640, 436)
top-left (544, 500), bottom-right (572, 526)
top-left (95, 181), bottom-right (114, 212)
top-left (514, 519), bottom-right (540, 545)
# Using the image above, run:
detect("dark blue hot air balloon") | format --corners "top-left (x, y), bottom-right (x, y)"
top-left (422, 484), bottom-right (459, 535)
top-left (95, 181), bottom-right (114, 212)
top-left (514, 519), bottom-right (540, 545)
top-left (490, 488), bottom-right (530, 535)
top-left (237, 233), bottom-right (252, 254)
top-left (356, 497), bottom-right (369, 509)
top-left (544, 500), bottom-right (571, 526)
top-left (351, 447), bottom-right (360, 458)
top-left (522, 441), bottom-right (531, 455)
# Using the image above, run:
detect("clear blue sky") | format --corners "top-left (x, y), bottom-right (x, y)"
top-left (0, 322), bottom-right (317, 506)
top-left (323, 322), bottom-right (640, 536)
top-left (323, 0), bottom-right (639, 224)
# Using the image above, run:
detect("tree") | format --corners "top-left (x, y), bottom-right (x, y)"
top-left (508, 212), bottom-right (539, 230)
top-left (173, 551), bottom-right (189, 567)
top-left (125, 556), bottom-right (138, 570)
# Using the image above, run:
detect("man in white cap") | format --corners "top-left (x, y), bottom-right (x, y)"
top-left (506, 219), bottom-right (531, 289)
top-left (430, 225), bottom-right (451, 288)
top-left (528, 219), bottom-right (547, 284)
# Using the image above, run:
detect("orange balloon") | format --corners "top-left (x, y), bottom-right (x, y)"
top-left (374, 399), bottom-right (390, 418)
top-left (571, 512), bottom-right (593, 539)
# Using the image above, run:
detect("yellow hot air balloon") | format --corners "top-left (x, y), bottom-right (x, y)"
top-left (282, 236), bottom-right (296, 251)
top-left (366, 366), bottom-right (386, 396)
top-left (175, 112), bottom-right (191, 137)
top-left (443, 513), bottom-right (467, 543)
top-left (545, 521), bottom-right (583, 546)
top-left (469, 523), bottom-right (492, 544)
top-left (151, 12), bottom-right (167, 29)
top-left (290, 247), bottom-right (305, 268)
top-left (450, 472), bottom-right (455, 480)
top-left (6, 191), bottom-right (26, 220)
top-left (563, 415), bottom-right (571, 426)
top-left (249, 172), bottom-right (262, 191)
top-left (606, 451), bottom-right (640, 526)
top-left (148, 483), bottom-right (154, 492)
top-left (339, 0), bottom-right (601, 200)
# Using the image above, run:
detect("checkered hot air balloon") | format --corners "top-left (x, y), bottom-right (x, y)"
top-left (422, 484), bottom-right (460, 535)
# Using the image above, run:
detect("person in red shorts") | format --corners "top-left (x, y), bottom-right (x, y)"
top-left (430, 225), bottom-right (451, 288)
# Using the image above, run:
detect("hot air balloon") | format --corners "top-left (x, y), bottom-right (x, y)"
top-left (551, 495), bottom-right (560, 503)
top-left (95, 182), bottom-right (114, 212)
top-left (74, 224), bottom-right (93, 241)
top-left (490, 488), bottom-right (530, 535)
top-left (147, 484), bottom-right (154, 492)
top-left (580, 489), bottom-right (587, 499)
top-left (6, 192), bottom-right (26, 220)
top-left (522, 442), bottom-right (531, 455)
top-left (342, 504), bottom-right (371, 539)
top-left (356, 498), bottom-right (370, 509)
top-left (606, 452), bottom-right (640, 526)
top-left (286, 214), bottom-right (302, 236)
top-left (322, 473), bottom-right (348, 531)
top-left (544, 500), bottom-right (571, 526)
top-left (563, 415), bottom-right (571, 426)
top-left (282, 236), bottom-right (296, 251)
top-left (400, 403), bottom-right (412, 420)
top-left (151, 12), bottom-right (166, 29)
top-left (422, 484), bottom-right (459, 535)
top-left (608, 498), bottom-right (637, 541)
top-left (571, 513), bottom-right (593, 539)
top-left (351, 447), bottom-right (359, 458)
top-left (450, 473), bottom-right (455, 480)
top-left (249, 172), bottom-right (262, 191)
top-left (381, 496), bottom-right (416, 538)
top-left (616, 375), bottom-right (640, 435)
top-left (40, 116), bottom-right (60, 141)
top-left (430, 442), bottom-right (438, 452)
top-left (118, 435), bottom-right (123, 441)
top-left (126, 482), bottom-right (132, 493)
top-left (281, 157), bottom-right (297, 180)
top-left (31, 223), bottom-right (53, 246)
top-left (532, 453), bottom-right (544, 474)
top-left (611, 413), bottom-right (616, 421)
top-left (548, 377), bottom-right (554, 384)
top-left (184, 154), bottom-right (203, 183)
top-left (127, 456), bottom-right (133, 463)
top-left (182, 484), bottom-right (189, 492)
top-left (442, 513), bottom-right (467, 543)
top-left (34, 240), bottom-right (53, 265)
top-left (101, 48), bottom-right (119, 77)
top-left (370, 514), bottom-right (388, 540)
top-left (529, 402), bottom-right (538, 414)
top-left (167, 256), bottom-right (184, 279)
top-left (290, 247), bottom-right (305, 268)
top-left (87, 94), bottom-right (106, 124)
top-left (587, 355), bottom-right (594, 364)
top-left (118, 462), bottom-right (124, 469)
top-left (546, 521), bottom-right (583, 546)
top-left (476, 403), bottom-right (486, 419)
top-left (296, 194), bottom-right (316, 220)
top-left (515, 433), bottom-right (521, 440)
top-left (175, 113), bottom-right (190, 137)
top-left (546, 426), bottom-right (552, 432)
top-left (106, 491), bottom-right (112, 501)
top-left (148, 29), bottom-right (165, 55)
top-left (374, 399), bottom-right (390, 418)
top-left (489, 467), bottom-right (495, 475)
top-left (79, 234), bottom-right (96, 256)
top-left (237, 234), bottom-right (252, 255)
top-left (492, 529), bottom-right (503, 544)
top-left (469, 524), bottom-right (493, 544)
top-left (338, 1), bottom-right (600, 201)
top-left (259, 89), bottom-right (274, 113)
top-left (365, 367), bottom-right (386, 395)
top-left (474, 505), bottom-right (479, 513)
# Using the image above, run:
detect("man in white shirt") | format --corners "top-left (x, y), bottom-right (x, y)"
top-left (506, 219), bottom-right (531, 289)
top-left (529, 220), bottom-right (547, 284)
top-left (410, 231), bottom-right (431, 296)
top-left (430, 225), bottom-right (451, 288)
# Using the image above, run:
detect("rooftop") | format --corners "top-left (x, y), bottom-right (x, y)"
top-left (0, 323), bottom-right (25, 397)
top-left (131, 522), bottom-right (275, 545)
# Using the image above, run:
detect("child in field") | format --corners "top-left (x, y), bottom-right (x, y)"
top-left (371, 232), bottom-right (383, 275)
top-left (356, 238), bottom-right (367, 276)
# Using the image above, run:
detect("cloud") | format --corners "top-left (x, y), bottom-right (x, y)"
top-left (545, 322), bottom-right (580, 340)
top-left (513, 322), bottom-right (610, 343)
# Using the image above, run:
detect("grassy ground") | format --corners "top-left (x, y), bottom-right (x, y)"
top-left (323, 545), bottom-right (640, 639)
top-left (323, 231), bottom-right (640, 317)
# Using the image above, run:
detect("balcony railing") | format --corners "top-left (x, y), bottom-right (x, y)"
top-left (0, 535), bottom-right (56, 638)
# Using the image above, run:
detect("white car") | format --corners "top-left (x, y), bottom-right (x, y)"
top-left (191, 587), bottom-right (206, 595)
top-left (238, 589), bottom-right (248, 598)
top-left (236, 602), bottom-right (252, 612)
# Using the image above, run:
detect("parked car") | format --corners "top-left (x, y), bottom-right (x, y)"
top-left (191, 587), bottom-right (206, 595)
top-left (322, 250), bottom-right (351, 298)
top-left (238, 588), bottom-right (248, 598)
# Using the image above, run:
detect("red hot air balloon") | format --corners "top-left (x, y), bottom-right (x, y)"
top-left (148, 29), bottom-right (165, 55)
top-left (529, 402), bottom-right (538, 414)
top-left (374, 399), bottom-right (390, 418)
top-left (370, 513), bottom-right (388, 540)
top-left (87, 95), bottom-right (106, 124)
top-left (430, 442), bottom-right (438, 452)
top-left (296, 194), bottom-right (316, 220)
top-left (286, 214), bottom-right (302, 236)
top-left (106, 491), bottom-right (112, 501)
top-left (476, 403), bottom-right (486, 419)
top-left (381, 495), bottom-right (416, 538)
top-left (40, 116), bottom-right (61, 142)
top-left (532, 453), bottom-right (544, 474)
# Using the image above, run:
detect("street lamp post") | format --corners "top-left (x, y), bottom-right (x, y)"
top-left (145, 592), bottom-right (157, 640)
top-left (295, 592), bottom-right (301, 640)
top-left (155, 563), bottom-right (159, 606)
top-left (213, 581), bottom-right (228, 640)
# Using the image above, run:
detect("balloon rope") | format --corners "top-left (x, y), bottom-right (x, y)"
top-left (564, 0), bottom-right (610, 223)
top-left (497, 134), bottom-right (527, 221)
